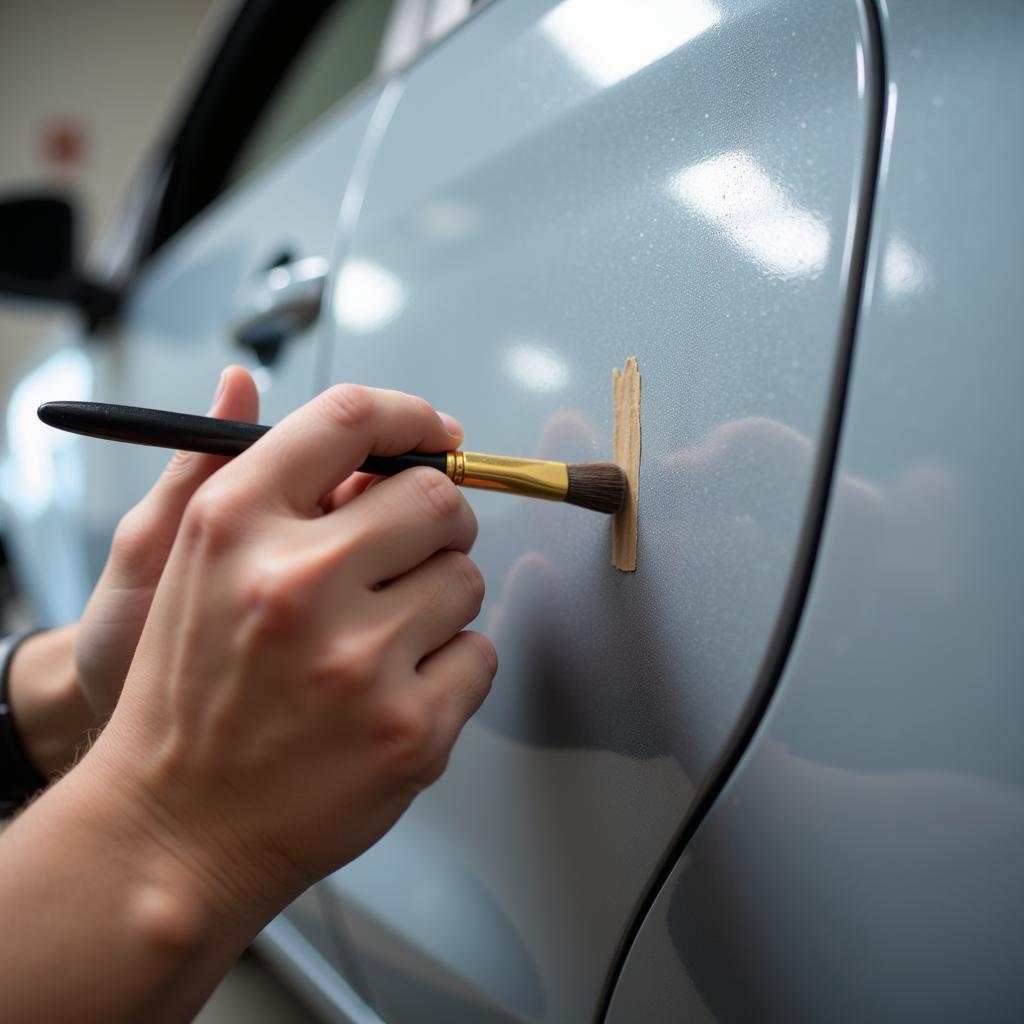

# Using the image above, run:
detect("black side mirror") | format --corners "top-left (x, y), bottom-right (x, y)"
top-left (0, 194), bottom-right (119, 329)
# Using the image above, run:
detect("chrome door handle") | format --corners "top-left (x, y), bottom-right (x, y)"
top-left (232, 256), bottom-right (328, 353)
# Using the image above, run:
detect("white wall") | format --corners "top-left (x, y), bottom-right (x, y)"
top-left (0, 0), bottom-right (224, 387)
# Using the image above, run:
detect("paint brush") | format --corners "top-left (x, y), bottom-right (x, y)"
top-left (37, 401), bottom-right (626, 515)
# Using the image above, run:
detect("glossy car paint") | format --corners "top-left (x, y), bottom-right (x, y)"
top-left (606, 1), bottom-right (1024, 1019)
top-left (319, 0), bottom-right (878, 1020)
top-left (3, 0), bottom-right (1018, 1021)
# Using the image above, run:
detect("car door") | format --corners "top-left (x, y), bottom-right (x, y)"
top-left (317, 0), bottom-right (880, 1021)
top-left (0, 0), bottom-right (402, 989)
top-left (1, 0), bottom-right (408, 616)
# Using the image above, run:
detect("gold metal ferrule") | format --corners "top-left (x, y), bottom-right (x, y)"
top-left (444, 450), bottom-right (568, 503)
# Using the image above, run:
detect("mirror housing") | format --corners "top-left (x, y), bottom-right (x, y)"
top-left (0, 194), bottom-right (119, 329)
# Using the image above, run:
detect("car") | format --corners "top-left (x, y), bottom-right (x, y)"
top-left (1, 0), bottom-right (1022, 1020)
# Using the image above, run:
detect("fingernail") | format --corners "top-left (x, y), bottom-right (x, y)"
top-left (438, 411), bottom-right (464, 442)
top-left (208, 369), bottom-right (227, 412)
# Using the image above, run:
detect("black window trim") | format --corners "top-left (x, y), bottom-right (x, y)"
top-left (91, 0), bottom-right (475, 311)
top-left (141, 0), bottom-right (336, 260)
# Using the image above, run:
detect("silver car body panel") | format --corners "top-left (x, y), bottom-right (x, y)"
top-left (253, 917), bottom-right (383, 1024)
top-left (3, 0), bottom-right (1019, 1020)
top-left (606, 0), bottom-right (1024, 1019)
top-left (319, 0), bottom-right (878, 1020)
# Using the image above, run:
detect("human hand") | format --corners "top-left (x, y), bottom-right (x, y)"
top-left (74, 366), bottom-right (259, 718)
top-left (86, 384), bottom-right (497, 924)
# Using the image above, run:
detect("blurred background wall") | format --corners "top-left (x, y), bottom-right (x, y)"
top-left (0, 0), bottom-right (223, 391)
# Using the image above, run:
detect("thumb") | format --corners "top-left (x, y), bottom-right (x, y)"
top-left (108, 366), bottom-right (260, 581)
top-left (149, 364), bottom-right (260, 516)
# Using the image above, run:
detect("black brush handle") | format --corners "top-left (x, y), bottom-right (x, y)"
top-left (37, 401), bottom-right (448, 476)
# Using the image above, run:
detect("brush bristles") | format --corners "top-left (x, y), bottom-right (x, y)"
top-left (565, 462), bottom-right (627, 514)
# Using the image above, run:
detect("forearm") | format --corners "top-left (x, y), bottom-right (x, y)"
top-left (6, 625), bottom-right (100, 777)
top-left (0, 751), bottom-right (268, 1024)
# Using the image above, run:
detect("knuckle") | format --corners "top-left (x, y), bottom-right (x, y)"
top-left (239, 559), bottom-right (305, 629)
top-left (183, 484), bottom-right (242, 548)
top-left (463, 505), bottom-right (480, 551)
top-left (418, 750), bottom-right (450, 787)
top-left (467, 632), bottom-right (499, 679)
top-left (410, 467), bottom-right (461, 522)
top-left (320, 383), bottom-right (374, 432)
top-left (374, 698), bottom-right (432, 773)
top-left (448, 553), bottom-right (485, 609)
top-left (411, 395), bottom-right (435, 422)
top-left (111, 505), bottom-right (154, 560)
top-left (324, 533), bottom-right (362, 575)
top-left (325, 631), bottom-right (388, 695)
top-left (160, 448), bottom-right (196, 482)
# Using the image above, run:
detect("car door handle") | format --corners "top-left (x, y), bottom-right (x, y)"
top-left (232, 256), bottom-right (328, 359)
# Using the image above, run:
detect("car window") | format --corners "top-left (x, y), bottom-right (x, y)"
top-left (226, 0), bottom-right (397, 188)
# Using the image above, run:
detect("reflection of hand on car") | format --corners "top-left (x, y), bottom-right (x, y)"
top-left (479, 411), bottom-right (953, 777)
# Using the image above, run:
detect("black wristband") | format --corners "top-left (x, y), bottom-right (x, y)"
top-left (0, 629), bottom-right (48, 816)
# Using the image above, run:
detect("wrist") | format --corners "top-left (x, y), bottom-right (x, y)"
top-left (82, 722), bottom-right (298, 937)
top-left (0, 758), bottom-right (235, 1022)
top-left (6, 624), bottom-right (100, 777)
top-left (56, 746), bottom-right (220, 955)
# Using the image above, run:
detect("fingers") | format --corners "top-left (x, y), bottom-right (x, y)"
top-left (319, 404), bottom-right (460, 514)
top-left (323, 465), bottom-right (478, 587)
top-left (136, 366), bottom-right (259, 519)
top-left (385, 630), bottom-right (495, 789)
top-left (319, 471), bottom-right (376, 515)
top-left (418, 631), bottom-right (496, 743)
top-left (381, 550), bottom-right (485, 662)
top-left (227, 384), bottom-right (463, 515)
top-left (107, 366), bottom-right (259, 578)
top-left (320, 403), bottom-right (461, 514)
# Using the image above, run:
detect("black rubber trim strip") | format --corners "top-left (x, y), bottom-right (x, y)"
top-left (596, 2), bottom-right (889, 1019)
top-left (144, 0), bottom-right (334, 257)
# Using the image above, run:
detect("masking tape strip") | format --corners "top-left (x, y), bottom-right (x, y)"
top-left (612, 356), bottom-right (641, 572)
